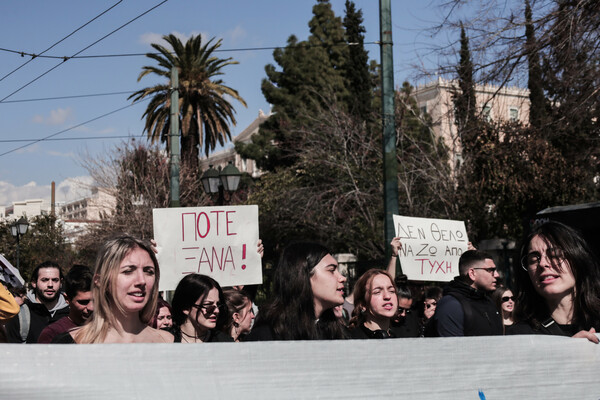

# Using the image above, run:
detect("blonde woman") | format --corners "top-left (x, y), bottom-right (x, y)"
top-left (56, 236), bottom-right (173, 343)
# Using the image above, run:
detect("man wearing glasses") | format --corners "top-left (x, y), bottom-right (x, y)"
top-left (432, 250), bottom-right (503, 336)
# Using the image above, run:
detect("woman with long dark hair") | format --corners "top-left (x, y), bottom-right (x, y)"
top-left (491, 286), bottom-right (515, 333)
top-left (221, 289), bottom-right (254, 341)
top-left (245, 242), bottom-right (347, 341)
top-left (510, 221), bottom-right (600, 342)
top-left (170, 274), bottom-right (232, 343)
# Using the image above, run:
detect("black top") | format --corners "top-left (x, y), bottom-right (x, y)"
top-left (172, 328), bottom-right (234, 343)
top-left (350, 323), bottom-right (398, 339)
top-left (507, 318), bottom-right (578, 337)
top-left (391, 311), bottom-right (420, 338)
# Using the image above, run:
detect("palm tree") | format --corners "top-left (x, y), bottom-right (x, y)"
top-left (129, 34), bottom-right (247, 173)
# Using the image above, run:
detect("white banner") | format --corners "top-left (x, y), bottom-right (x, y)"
top-left (393, 215), bottom-right (468, 282)
top-left (1, 335), bottom-right (599, 399)
top-left (153, 205), bottom-right (262, 291)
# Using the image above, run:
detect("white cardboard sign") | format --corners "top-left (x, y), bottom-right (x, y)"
top-left (153, 205), bottom-right (262, 290)
top-left (393, 215), bottom-right (468, 281)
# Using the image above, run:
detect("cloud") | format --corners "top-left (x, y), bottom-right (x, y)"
top-left (226, 25), bottom-right (247, 44)
top-left (32, 108), bottom-right (73, 125)
top-left (0, 176), bottom-right (93, 208)
top-left (46, 150), bottom-right (76, 158)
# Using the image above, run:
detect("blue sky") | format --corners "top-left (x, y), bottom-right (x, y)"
top-left (0, 0), bottom-right (450, 207)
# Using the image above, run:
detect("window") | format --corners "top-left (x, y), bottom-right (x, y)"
top-left (509, 107), bottom-right (519, 122)
top-left (482, 106), bottom-right (492, 122)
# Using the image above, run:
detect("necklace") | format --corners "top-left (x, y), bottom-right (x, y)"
top-left (180, 329), bottom-right (209, 343)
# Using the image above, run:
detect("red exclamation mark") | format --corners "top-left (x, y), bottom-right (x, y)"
top-left (241, 244), bottom-right (247, 270)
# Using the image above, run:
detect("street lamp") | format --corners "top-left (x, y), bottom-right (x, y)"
top-left (10, 217), bottom-right (29, 271)
top-left (201, 161), bottom-right (242, 205)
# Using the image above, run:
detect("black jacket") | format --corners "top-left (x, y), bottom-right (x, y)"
top-left (5, 294), bottom-right (70, 343)
top-left (433, 278), bottom-right (503, 336)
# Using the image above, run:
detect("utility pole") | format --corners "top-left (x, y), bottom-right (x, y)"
top-left (379, 0), bottom-right (400, 268)
top-left (169, 66), bottom-right (180, 208)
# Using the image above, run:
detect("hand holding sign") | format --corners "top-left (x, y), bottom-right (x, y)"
top-left (153, 205), bottom-right (262, 291)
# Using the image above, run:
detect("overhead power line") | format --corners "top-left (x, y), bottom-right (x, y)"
top-left (0, 135), bottom-right (141, 143)
top-left (0, 41), bottom-right (379, 60)
top-left (0, 97), bottom-right (149, 158)
top-left (0, 90), bottom-right (136, 104)
top-left (0, 1), bottom-right (123, 83)
top-left (0, 0), bottom-right (169, 104)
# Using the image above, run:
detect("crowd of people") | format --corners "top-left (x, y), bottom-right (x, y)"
top-left (1, 220), bottom-right (599, 344)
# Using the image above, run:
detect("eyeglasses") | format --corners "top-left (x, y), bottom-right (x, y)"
top-left (425, 302), bottom-right (437, 309)
top-left (501, 296), bottom-right (515, 303)
top-left (520, 248), bottom-right (565, 271)
top-left (191, 303), bottom-right (225, 314)
top-left (398, 307), bottom-right (411, 314)
top-left (471, 267), bottom-right (497, 275)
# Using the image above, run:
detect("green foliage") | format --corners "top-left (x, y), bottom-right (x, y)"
top-left (237, 0), bottom-right (371, 171)
top-left (0, 214), bottom-right (76, 282)
top-left (525, 0), bottom-right (547, 130)
top-left (129, 34), bottom-right (246, 177)
top-left (453, 24), bottom-right (478, 145)
top-left (247, 83), bottom-right (453, 263)
top-left (343, 0), bottom-right (373, 122)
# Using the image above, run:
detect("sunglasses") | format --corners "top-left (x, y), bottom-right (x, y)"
top-left (501, 296), bottom-right (515, 303)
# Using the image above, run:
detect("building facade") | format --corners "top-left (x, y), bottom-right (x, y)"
top-left (199, 110), bottom-right (270, 178)
top-left (413, 78), bottom-right (530, 167)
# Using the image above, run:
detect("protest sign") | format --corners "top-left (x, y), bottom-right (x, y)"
top-left (153, 205), bottom-right (262, 290)
top-left (393, 215), bottom-right (468, 281)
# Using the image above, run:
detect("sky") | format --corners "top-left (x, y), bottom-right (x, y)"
top-left (0, 0), bottom-right (453, 207)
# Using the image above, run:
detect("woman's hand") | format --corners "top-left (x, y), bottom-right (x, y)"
top-left (257, 239), bottom-right (264, 258)
top-left (424, 305), bottom-right (436, 320)
top-left (390, 237), bottom-right (402, 257)
top-left (572, 327), bottom-right (599, 343)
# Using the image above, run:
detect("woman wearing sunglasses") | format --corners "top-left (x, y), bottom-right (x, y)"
top-left (170, 274), bottom-right (233, 343)
top-left (510, 221), bottom-right (600, 342)
top-left (491, 286), bottom-right (515, 333)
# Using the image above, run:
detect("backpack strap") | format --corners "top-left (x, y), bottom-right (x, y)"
top-left (17, 303), bottom-right (30, 343)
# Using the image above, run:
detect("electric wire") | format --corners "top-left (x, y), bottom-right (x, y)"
top-left (0, 0), bottom-right (169, 104)
top-left (0, 135), bottom-right (140, 143)
top-left (0, 91), bottom-right (136, 103)
top-left (0, 97), bottom-right (149, 158)
top-left (0, 42), bottom-right (379, 60)
top-left (0, 0), bottom-right (123, 83)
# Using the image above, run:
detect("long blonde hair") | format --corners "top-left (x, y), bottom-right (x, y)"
top-left (75, 235), bottom-right (160, 343)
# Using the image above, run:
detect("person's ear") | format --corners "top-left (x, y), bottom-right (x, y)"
top-left (233, 312), bottom-right (241, 324)
top-left (183, 308), bottom-right (190, 316)
top-left (467, 268), bottom-right (476, 281)
top-left (93, 274), bottom-right (101, 288)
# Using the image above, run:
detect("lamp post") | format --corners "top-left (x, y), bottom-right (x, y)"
top-left (10, 217), bottom-right (29, 271)
top-left (201, 162), bottom-right (242, 205)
